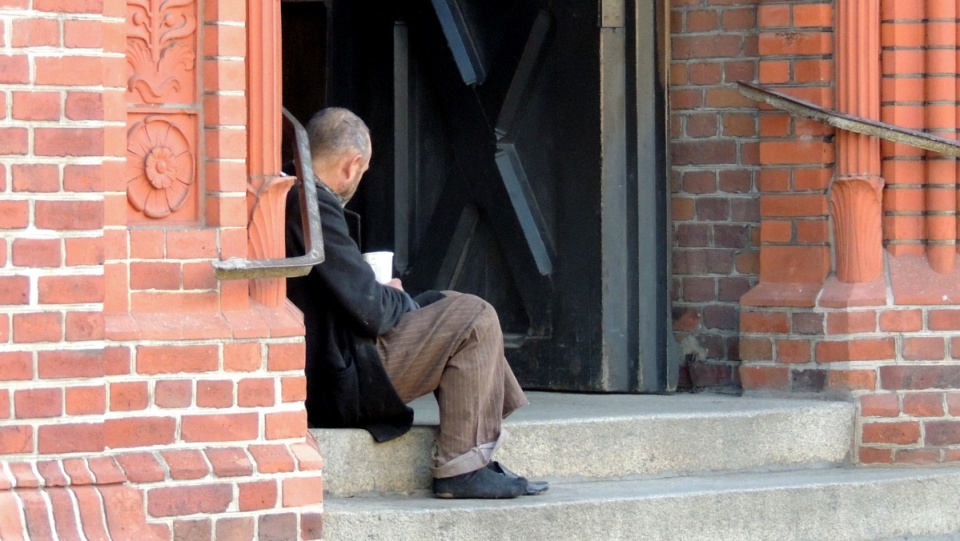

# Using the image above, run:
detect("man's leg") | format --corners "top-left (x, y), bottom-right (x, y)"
top-left (376, 292), bottom-right (527, 478)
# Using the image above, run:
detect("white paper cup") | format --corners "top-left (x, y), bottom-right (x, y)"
top-left (363, 251), bottom-right (394, 284)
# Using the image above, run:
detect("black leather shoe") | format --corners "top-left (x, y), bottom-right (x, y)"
top-left (486, 461), bottom-right (550, 496)
top-left (433, 465), bottom-right (526, 499)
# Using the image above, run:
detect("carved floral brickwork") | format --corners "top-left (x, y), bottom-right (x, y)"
top-left (831, 178), bottom-right (884, 283)
top-left (125, 0), bottom-right (199, 223)
top-left (126, 115), bottom-right (196, 218)
top-left (247, 176), bottom-right (295, 307)
top-left (126, 0), bottom-right (197, 105)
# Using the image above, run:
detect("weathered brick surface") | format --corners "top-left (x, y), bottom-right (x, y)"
top-left (240, 480), bottom-right (279, 512)
top-left (743, 297), bottom-right (960, 463)
top-left (671, 0), bottom-right (760, 385)
top-left (147, 484), bottom-right (233, 517)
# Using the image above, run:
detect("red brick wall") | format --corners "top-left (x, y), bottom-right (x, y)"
top-left (0, 0), bottom-right (113, 460)
top-left (670, 0), bottom-right (760, 387)
top-left (737, 0), bottom-right (960, 465)
top-left (0, 1), bottom-right (324, 537)
top-left (738, 0), bottom-right (836, 391)
top-left (856, 2), bottom-right (960, 464)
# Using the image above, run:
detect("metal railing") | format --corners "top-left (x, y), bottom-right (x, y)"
top-left (738, 81), bottom-right (960, 157)
top-left (213, 108), bottom-right (324, 280)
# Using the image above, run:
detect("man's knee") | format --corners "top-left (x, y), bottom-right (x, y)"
top-left (443, 292), bottom-right (500, 335)
top-left (469, 297), bottom-right (501, 340)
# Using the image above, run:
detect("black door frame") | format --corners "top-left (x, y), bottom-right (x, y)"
top-left (598, 0), bottom-right (675, 392)
top-left (294, 0), bottom-right (675, 393)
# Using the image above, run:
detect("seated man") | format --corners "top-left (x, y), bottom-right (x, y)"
top-left (285, 107), bottom-right (547, 499)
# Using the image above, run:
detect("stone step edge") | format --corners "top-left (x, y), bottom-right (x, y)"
top-left (310, 398), bottom-right (854, 496)
top-left (324, 466), bottom-right (960, 506)
top-left (322, 467), bottom-right (960, 541)
top-left (323, 460), bottom-right (850, 500)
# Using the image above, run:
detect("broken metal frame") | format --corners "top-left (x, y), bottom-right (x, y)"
top-left (738, 81), bottom-right (960, 157)
top-left (213, 108), bottom-right (325, 280)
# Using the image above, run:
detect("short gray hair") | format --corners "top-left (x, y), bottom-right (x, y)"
top-left (306, 107), bottom-right (371, 163)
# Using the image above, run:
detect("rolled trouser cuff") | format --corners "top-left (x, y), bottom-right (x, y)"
top-left (432, 429), bottom-right (508, 479)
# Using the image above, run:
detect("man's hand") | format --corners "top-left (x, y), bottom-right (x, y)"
top-left (386, 278), bottom-right (404, 291)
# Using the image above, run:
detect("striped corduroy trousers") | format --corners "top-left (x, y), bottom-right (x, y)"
top-left (377, 291), bottom-right (528, 478)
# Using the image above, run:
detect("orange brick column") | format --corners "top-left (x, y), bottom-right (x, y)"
top-left (738, 0), bottom-right (835, 391)
top-left (851, 1), bottom-right (960, 466)
top-left (739, 0), bottom-right (960, 466)
top-left (0, 0), bottom-right (325, 537)
top-left (833, 0), bottom-right (883, 283)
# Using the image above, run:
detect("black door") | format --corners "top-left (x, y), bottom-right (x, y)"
top-left (315, 0), bottom-right (672, 392)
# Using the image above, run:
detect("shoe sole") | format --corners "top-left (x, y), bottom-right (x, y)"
top-left (433, 491), bottom-right (522, 499)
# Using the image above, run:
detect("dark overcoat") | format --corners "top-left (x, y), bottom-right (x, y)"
top-left (285, 184), bottom-right (415, 442)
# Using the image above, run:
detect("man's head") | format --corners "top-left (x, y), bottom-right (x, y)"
top-left (306, 107), bottom-right (372, 202)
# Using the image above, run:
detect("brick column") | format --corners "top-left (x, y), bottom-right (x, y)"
top-left (0, 1), bottom-right (324, 537)
top-left (833, 0), bottom-right (883, 283)
top-left (738, 0), bottom-right (836, 391)
top-left (738, 0), bottom-right (960, 466)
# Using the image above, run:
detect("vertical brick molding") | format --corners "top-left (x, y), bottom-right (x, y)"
top-left (247, 0), bottom-right (282, 179)
top-left (882, 1), bottom-right (960, 281)
top-left (881, 1), bottom-right (925, 259)
top-left (246, 0), bottom-right (290, 308)
top-left (248, 175), bottom-right (295, 307)
top-left (923, 0), bottom-right (958, 274)
top-left (832, 0), bottom-right (883, 283)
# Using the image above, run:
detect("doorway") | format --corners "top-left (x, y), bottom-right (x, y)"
top-left (280, 0), bottom-right (673, 393)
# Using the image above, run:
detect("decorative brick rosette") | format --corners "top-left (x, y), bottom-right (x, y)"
top-left (126, 116), bottom-right (195, 219)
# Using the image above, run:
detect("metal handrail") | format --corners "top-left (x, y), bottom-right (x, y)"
top-left (213, 108), bottom-right (324, 280)
top-left (738, 81), bottom-right (960, 157)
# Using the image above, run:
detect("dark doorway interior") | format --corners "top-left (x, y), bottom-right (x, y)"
top-left (280, 0), bottom-right (672, 393)
top-left (281, 1), bottom-right (327, 125)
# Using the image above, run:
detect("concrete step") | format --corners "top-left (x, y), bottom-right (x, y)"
top-left (322, 467), bottom-right (960, 541)
top-left (311, 392), bottom-right (854, 497)
top-left (883, 532), bottom-right (960, 541)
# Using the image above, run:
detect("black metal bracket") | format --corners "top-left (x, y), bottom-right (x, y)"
top-left (738, 81), bottom-right (960, 157)
top-left (213, 108), bottom-right (324, 280)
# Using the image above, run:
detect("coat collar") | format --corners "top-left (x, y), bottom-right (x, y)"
top-left (316, 177), bottom-right (347, 208)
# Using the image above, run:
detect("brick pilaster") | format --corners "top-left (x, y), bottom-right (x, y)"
top-left (1, 1), bottom-right (324, 537)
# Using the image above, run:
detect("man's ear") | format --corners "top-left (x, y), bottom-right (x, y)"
top-left (341, 153), bottom-right (363, 180)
